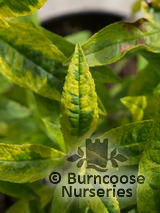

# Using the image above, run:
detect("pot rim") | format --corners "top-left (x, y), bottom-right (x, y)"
top-left (41, 10), bottom-right (126, 26)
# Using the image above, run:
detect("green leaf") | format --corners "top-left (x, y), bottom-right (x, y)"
top-left (100, 120), bottom-right (153, 165)
top-left (82, 19), bottom-right (160, 66)
top-left (120, 96), bottom-right (147, 121)
top-left (132, 0), bottom-right (141, 14)
top-left (4, 84), bottom-right (28, 106)
top-left (129, 51), bottom-right (160, 96)
top-left (61, 43), bottom-right (99, 147)
top-left (0, 181), bottom-right (53, 207)
top-left (0, 96), bottom-right (31, 121)
top-left (94, 82), bottom-right (110, 115)
top-left (29, 181), bottom-right (53, 208)
top-left (0, 73), bottom-right (12, 94)
top-left (0, 181), bottom-right (38, 199)
top-left (12, 12), bottom-right (40, 26)
top-left (6, 199), bottom-right (45, 213)
top-left (4, 182), bottom-right (51, 213)
top-left (29, 200), bottom-right (45, 213)
top-left (65, 30), bottom-right (92, 45)
top-left (90, 66), bottom-right (121, 84)
top-left (36, 26), bottom-right (75, 58)
top-left (88, 197), bottom-right (120, 213)
top-left (0, 0), bottom-right (47, 18)
top-left (6, 199), bottom-right (30, 213)
top-left (137, 54), bottom-right (149, 72)
top-left (97, 96), bottom-right (107, 117)
top-left (0, 143), bottom-right (65, 183)
top-left (137, 120), bottom-right (160, 213)
top-left (0, 20), bottom-right (66, 101)
top-left (0, 117), bottom-right (55, 148)
top-left (139, 94), bottom-right (160, 120)
top-left (34, 94), bottom-right (66, 152)
top-left (128, 64), bottom-right (160, 96)
top-left (141, 50), bottom-right (160, 71)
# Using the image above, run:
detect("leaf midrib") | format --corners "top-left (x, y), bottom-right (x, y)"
top-left (78, 46), bottom-right (81, 135)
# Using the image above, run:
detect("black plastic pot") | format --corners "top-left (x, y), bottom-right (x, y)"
top-left (42, 11), bottom-right (124, 36)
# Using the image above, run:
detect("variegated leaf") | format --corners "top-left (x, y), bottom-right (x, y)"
top-left (0, 143), bottom-right (65, 183)
top-left (0, 0), bottom-right (47, 18)
top-left (61, 43), bottom-right (99, 147)
top-left (0, 20), bottom-right (66, 101)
